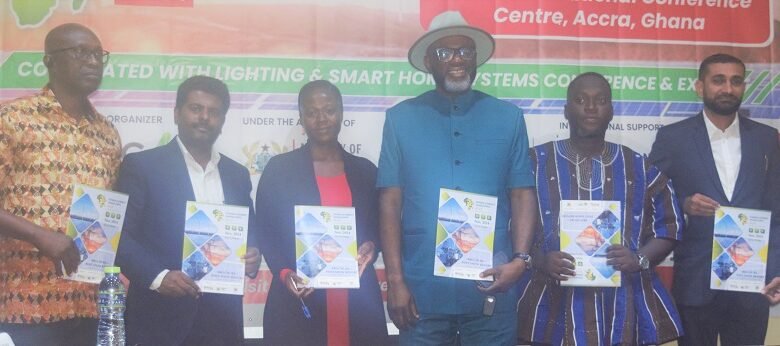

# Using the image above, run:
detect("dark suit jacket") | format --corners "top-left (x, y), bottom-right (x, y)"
top-left (115, 139), bottom-right (255, 345)
top-left (649, 113), bottom-right (780, 306)
top-left (256, 143), bottom-right (388, 346)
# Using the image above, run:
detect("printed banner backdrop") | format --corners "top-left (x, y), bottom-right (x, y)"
top-left (3, 0), bottom-right (780, 340)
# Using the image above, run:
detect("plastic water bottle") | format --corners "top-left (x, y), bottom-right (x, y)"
top-left (97, 266), bottom-right (126, 346)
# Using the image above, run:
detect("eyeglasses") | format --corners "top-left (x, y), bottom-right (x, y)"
top-left (434, 47), bottom-right (476, 63)
top-left (48, 46), bottom-right (110, 64)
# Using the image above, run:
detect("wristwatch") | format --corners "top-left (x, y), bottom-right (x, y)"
top-left (512, 252), bottom-right (532, 267)
top-left (637, 252), bottom-right (650, 271)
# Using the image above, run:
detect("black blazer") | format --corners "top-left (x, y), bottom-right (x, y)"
top-left (255, 143), bottom-right (388, 346)
top-left (115, 139), bottom-right (255, 345)
top-left (649, 113), bottom-right (780, 306)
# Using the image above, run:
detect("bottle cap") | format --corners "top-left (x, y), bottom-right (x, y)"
top-left (104, 266), bottom-right (121, 274)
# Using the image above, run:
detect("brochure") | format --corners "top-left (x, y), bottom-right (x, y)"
top-left (433, 188), bottom-right (497, 281)
top-left (66, 184), bottom-right (129, 284)
top-left (710, 206), bottom-right (771, 293)
top-left (559, 200), bottom-right (622, 287)
top-left (294, 205), bottom-right (359, 288)
top-left (182, 201), bottom-right (249, 295)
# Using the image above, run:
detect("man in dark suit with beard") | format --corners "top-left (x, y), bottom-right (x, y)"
top-left (649, 53), bottom-right (780, 346)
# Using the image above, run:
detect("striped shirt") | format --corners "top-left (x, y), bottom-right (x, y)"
top-left (517, 140), bottom-right (684, 345)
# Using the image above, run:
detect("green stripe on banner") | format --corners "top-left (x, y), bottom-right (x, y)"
top-left (755, 72), bottom-right (780, 105)
top-left (2, 52), bottom-right (700, 101)
top-left (745, 70), bottom-right (768, 104)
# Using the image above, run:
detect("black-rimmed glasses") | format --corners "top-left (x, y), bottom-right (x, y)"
top-left (434, 47), bottom-right (476, 63)
top-left (48, 46), bottom-right (110, 64)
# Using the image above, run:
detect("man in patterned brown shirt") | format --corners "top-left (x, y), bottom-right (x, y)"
top-left (0, 23), bottom-right (121, 345)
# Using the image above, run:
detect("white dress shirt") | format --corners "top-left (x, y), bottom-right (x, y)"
top-left (703, 110), bottom-right (741, 201)
top-left (150, 137), bottom-right (225, 290)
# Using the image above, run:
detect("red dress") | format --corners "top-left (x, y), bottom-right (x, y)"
top-left (315, 174), bottom-right (352, 346)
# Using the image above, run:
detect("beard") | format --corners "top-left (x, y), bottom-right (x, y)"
top-left (443, 75), bottom-right (473, 93)
top-left (703, 93), bottom-right (742, 116)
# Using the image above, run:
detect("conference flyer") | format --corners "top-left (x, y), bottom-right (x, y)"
top-left (710, 206), bottom-right (771, 293)
top-left (182, 201), bottom-right (249, 295)
top-left (5, 0), bottom-right (780, 336)
top-left (433, 188), bottom-right (497, 281)
top-left (294, 205), bottom-right (360, 288)
top-left (66, 184), bottom-right (129, 284)
top-left (559, 200), bottom-right (622, 287)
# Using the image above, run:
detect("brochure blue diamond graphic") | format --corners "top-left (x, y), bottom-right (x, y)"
top-left (715, 215), bottom-right (742, 236)
top-left (593, 242), bottom-right (610, 256)
top-left (712, 252), bottom-right (738, 281)
top-left (70, 195), bottom-right (99, 233)
top-left (591, 254), bottom-right (616, 279)
top-left (714, 214), bottom-right (742, 249)
top-left (185, 210), bottom-right (218, 236)
top-left (70, 218), bottom-right (95, 234)
top-left (295, 213), bottom-right (327, 246)
top-left (187, 233), bottom-right (214, 248)
top-left (436, 237), bottom-right (464, 267)
top-left (298, 249), bottom-right (327, 278)
top-left (438, 198), bottom-right (468, 233)
top-left (592, 210), bottom-right (619, 240)
top-left (183, 250), bottom-right (213, 281)
top-left (714, 234), bottom-right (738, 250)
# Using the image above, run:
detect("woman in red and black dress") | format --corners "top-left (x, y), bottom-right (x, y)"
top-left (255, 80), bottom-right (388, 346)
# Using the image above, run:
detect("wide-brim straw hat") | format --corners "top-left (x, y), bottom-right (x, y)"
top-left (408, 11), bottom-right (495, 73)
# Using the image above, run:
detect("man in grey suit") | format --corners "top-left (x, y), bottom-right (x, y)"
top-left (649, 53), bottom-right (780, 346)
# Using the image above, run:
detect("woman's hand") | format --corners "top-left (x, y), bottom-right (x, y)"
top-left (282, 270), bottom-right (314, 299)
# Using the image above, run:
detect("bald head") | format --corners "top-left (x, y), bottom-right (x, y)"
top-left (44, 23), bottom-right (100, 54)
top-left (43, 23), bottom-right (104, 97)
